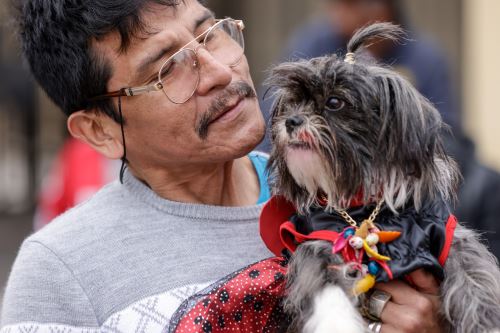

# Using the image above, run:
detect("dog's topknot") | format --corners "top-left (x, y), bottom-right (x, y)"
top-left (347, 22), bottom-right (407, 55)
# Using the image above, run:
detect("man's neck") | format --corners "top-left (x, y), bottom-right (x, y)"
top-left (129, 156), bottom-right (260, 207)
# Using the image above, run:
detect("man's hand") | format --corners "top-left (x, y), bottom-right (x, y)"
top-left (373, 269), bottom-right (446, 333)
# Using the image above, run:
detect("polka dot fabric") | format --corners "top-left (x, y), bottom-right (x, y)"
top-left (172, 257), bottom-right (289, 332)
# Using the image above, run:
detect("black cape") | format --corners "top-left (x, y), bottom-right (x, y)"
top-left (287, 198), bottom-right (456, 282)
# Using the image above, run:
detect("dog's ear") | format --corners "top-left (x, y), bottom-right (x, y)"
top-left (375, 69), bottom-right (443, 177)
top-left (375, 68), bottom-right (462, 208)
top-left (268, 94), bottom-right (285, 138)
top-left (373, 69), bottom-right (461, 208)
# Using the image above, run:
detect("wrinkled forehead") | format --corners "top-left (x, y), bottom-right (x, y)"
top-left (91, 0), bottom-right (212, 87)
top-left (94, 0), bottom-right (208, 54)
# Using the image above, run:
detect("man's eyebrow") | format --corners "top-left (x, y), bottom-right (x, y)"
top-left (135, 10), bottom-right (215, 82)
top-left (194, 9), bottom-right (215, 32)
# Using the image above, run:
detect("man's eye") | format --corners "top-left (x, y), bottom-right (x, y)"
top-left (204, 31), bottom-right (215, 43)
top-left (159, 60), bottom-right (176, 81)
top-left (325, 97), bottom-right (345, 112)
top-left (205, 29), bottom-right (223, 46)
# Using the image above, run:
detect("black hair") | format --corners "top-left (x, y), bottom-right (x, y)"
top-left (16, 0), bottom-right (183, 120)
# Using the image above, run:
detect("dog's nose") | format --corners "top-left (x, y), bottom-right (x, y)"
top-left (285, 116), bottom-right (304, 134)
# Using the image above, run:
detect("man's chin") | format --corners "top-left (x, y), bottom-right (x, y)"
top-left (231, 122), bottom-right (265, 155)
top-left (205, 115), bottom-right (265, 158)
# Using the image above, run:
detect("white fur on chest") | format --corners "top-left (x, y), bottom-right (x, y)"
top-left (304, 285), bottom-right (366, 333)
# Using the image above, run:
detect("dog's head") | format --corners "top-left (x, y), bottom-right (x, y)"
top-left (266, 23), bottom-right (459, 213)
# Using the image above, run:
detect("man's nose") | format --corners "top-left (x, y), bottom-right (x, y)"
top-left (285, 115), bottom-right (304, 134)
top-left (195, 47), bottom-right (232, 95)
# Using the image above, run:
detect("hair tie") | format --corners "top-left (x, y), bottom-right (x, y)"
top-left (344, 52), bottom-right (356, 64)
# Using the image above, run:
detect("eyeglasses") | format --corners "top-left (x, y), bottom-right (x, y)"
top-left (90, 18), bottom-right (245, 105)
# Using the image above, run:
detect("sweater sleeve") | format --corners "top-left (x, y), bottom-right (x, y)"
top-left (1, 240), bottom-right (99, 330)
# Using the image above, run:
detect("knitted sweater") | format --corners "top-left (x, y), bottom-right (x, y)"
top-left (0, 152), bottom-right (272, 333)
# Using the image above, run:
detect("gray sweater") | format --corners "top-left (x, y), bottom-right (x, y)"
top-left (0, 167), bottom-right (272, 332)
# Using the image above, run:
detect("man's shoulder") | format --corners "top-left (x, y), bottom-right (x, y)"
top-left (31, 180), bottom-right (126, 248)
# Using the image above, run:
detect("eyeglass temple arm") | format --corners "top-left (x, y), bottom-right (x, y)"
top-left (124, 82), bottom-right (164, 96)
top-left (88, 82), bottom-right (163, 101)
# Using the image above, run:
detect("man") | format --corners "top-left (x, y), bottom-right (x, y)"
top-left (1, 0), bottom-right (444, 332)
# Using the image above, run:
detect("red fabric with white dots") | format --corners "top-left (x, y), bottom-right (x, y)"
top-left (173, 257), bottom-right (288, 333)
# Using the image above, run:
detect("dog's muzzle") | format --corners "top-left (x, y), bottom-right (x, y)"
top-left (285, 115), bottom-right (304, 135)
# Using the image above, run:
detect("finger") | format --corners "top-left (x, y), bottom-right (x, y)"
top-left (408, 268), bottom-right (440, 294)
top-left (379, 301), bottom-right (407, 325)
top-left (380, 323), bottom-right (400, 333)
top-left (377, 282), bottom-right (438, 320)
top-left (375, 280), bottom-right (416, 305)
top-left (380, 301), bottom-right (424, 333)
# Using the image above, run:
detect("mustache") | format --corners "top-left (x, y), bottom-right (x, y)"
top-left (196, 81), bottom-right (257, 139)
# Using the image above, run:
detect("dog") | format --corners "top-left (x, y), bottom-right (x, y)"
top-left (264, 23), bottom-right (500, 333)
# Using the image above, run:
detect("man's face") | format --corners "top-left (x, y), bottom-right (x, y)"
top-left (94, 0), bottom-right (265, 171)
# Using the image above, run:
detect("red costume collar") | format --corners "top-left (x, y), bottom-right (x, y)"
top-left (260, 196), bottom-right (296, 256)
top-left (260, 192), bottom-right (375, 256)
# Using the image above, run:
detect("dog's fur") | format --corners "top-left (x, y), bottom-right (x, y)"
top-left (266, 23), bottom-right (500, 332)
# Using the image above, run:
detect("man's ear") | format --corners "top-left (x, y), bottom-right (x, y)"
top-left (67, 110), bottom-right (124, 160)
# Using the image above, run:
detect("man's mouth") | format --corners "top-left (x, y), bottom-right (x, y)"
top-left (209, 97), bottom-right (245, 124)
top-left (195, 81), bottom-right (257, 140)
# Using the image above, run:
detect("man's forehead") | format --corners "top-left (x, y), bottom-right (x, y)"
top-left (91, 0), bottom-right (213, 90)
top-left (94, 0), bottom-right (211, 55)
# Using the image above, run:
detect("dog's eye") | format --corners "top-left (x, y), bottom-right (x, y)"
top-left (325, 97), bottom-right (345, 112)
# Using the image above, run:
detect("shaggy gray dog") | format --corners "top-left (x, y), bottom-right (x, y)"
top-left (266, 23), bottom-right (500, 332)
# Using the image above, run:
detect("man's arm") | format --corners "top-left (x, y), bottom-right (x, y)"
top-left (1, 240), bottom-right (99, 330)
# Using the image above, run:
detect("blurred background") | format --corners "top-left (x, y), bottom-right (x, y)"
top-left (0, 0), bottom-right (499, 304)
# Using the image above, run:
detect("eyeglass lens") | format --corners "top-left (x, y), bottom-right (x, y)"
top-left (159, 19), bottom-right (244, 104)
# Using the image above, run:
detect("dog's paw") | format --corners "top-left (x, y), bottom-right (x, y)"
top-left (303, 284), bottom-right (366, 333)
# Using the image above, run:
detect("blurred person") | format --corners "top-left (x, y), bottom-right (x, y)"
top-left (1, 0), bottom-right (450, 332)
top-left (444, 130), bottom-right (500, 259)
top-left (33, 137), bottom-right (119, 230)
top-left (257, 0), bottom-right (500, 260)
